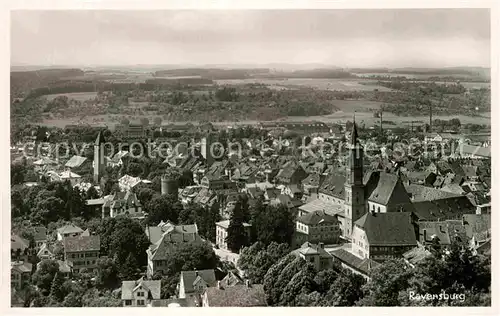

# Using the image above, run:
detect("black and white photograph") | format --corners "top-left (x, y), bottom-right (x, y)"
top-left (5, 3), bottom-right (497, 311)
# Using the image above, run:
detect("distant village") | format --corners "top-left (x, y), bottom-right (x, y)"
top-left (10, 118), bottom-right (491, 307)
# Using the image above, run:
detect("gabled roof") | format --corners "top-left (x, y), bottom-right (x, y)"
top-left (318, 174), bottom-right (346, 199)
top-left (65, 155), bottom-right (88, 168)
top-left (412, 196), bottom-right (475, 221)
top-left (294, 242), bottom-right (332, 258)
top-left (299, 198), bottom-right (345, 217)
top-left (63, 235), bottom-right (100, 252)
top-left (297, 210), bottom-right (339, 226)
top-left (355, 212), bottom-right (417, 246)
top-left (11, 261), bottom-right (33, 273)
top-left (403, 245), bottom-right (433, 266)
top-left (180, 269), bottom-right (217, 294)
top-left (331, 248), bottom-right (380, 275)
top-left (462, 214), bottom-right (490, 239)
top-left (149, 228), bottom-right (203, 261)
top-left (121, 278), bottom-right (161, 300)
top-left (57, 224), bottom-right (83, 235)
top-left (368, 173), bottom-right (411, 206)
top-left (406, 184), bottom-right (461, 202)
top-left (146, 222), bottom-right (199, 244)
top-left (204, 284), bottom-right (266, 307)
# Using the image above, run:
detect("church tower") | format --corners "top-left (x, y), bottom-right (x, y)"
top-left (93, 131), bottom-right (106, 184)
top-left (344, 120), bottom-right (366, 239)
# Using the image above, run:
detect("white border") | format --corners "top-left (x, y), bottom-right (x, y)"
top-left (1, 1), bottom-right (498, 316)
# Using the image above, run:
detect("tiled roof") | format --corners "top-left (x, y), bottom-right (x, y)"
top-left (355, 212), bottom-right (417, 246)
top-left (121, 278), bottom-right (161, 300)
top-left (181, 269), bottom-right (217, 294)
top-left (297, 210), bottom-right (339, 226)
top-left (403, 246), bottom-right (433, 265)
top-left (57, 224), bottom-right (83, 234)
top-left (299, 199), bottom-right (345, 217)
top-left (63, 235), bottom-right (100, 252)
top-left (368, 173), bottom-right (411, 206)
top-left (462, 214), bottom-right (490, 239)
top-left (318, 174), bottom-right (346, 199)
top-left (33, 226), bottom-right (47, 241)
top-left (216, 220), bottom-right (251, 230)
top-left (204, 284), bottom-right (266, 307)
top-left (294, 242), bottom-right (332, 258)
top-left (11, 234), bottom-right (29, 251)
top-left (146, 222), bottom-right (199, 244)
top-left (302, 173), bottom-right (324, 187)
top-left (59, 170), bottom-right (81, 179)
top-left (412, 196), bottom-right (475, 221)
top-left (149, 230), bottom-right (203, 261)
top-left (405, 184), bottom-right (461, 202)
top-left (220, 271), bottom-right (244, 287)
top-left (331, 248), bottom-right (380, 275)
top-left (65, 155), bottom-right (88, 168)
top-left (11, 261), bottom-right (33, 273)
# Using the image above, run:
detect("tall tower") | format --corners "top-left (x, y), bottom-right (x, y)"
top-left (344, 119), bottom-right (366, 239)
top-left (201, 133), bottom-right (216, 167)
top-left (93, 131), bottom-right (106, 184)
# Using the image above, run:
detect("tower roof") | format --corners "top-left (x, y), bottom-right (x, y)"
top-left (351, 121), bottom-right (359, 145)
top-left (95, 131), bottom-right (105, 146)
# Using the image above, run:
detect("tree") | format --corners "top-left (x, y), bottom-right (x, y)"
top-left (62, 292), bottom-right (82, 307)
top-left (357, 259), bottom-right (412, 306)
top-left (108, 217), bottom-right (151, 269)
top-left (253, 204), bottom-right (295, 246)
top-left (136, 187), bottom-right (156, 206)
top-left (239, 242), bottom-right (290, 284)
top-left (323, 270), bottom-right (365, 306)
top-left (95, 257), bottom-right (121, 290)
top-left (11, 162), bottom-right (27, 185)
top-left (49, 272), bottom-right (65, 302)
top-left (226, 200), bottom-right (250, 253)
top-left (280, 262), bottom-right (317, 306)
top-left (263, 254), bottom-right (300, 306)
top-left (32, 260), bottom-right (59, 295)
top-left (120, 253), bottom-right (141, 280)
top-left (144, 194), bottom-right (182, 225)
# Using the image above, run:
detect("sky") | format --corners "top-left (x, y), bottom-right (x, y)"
top-left (10, 9), bottom-right (491, 68)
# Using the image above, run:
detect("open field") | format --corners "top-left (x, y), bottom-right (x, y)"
top-left (214, 78), bottom-right (393, 92)
top-left (44, 92), bottom-right (98, 101)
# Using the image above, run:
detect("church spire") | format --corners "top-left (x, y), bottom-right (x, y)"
top-left (351, 114), bottom-right (359, 146)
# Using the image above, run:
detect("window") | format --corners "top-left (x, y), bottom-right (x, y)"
top-left (137, 300), bottom-right (145, 306)
top-left (125, 300), bottom-right (132, 306)
top-left (137, 292), bottom-right (144, 297)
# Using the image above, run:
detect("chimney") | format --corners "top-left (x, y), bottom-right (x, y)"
top-left (319, 242), bottom-right (324, 249)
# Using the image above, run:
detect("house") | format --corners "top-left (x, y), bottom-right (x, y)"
top-left (416, 221), bottom-right (467, 247)
top-left (202, 282), bottom-right (266, 307)
top-left (178, 269), bottom-right (217, 303)
top-left (402, 245), bottom-right (433, 268)
top-left (33, 226), bottom-right (48, 249)
top-left (145, 221), bottom-right (200, 244)
top-left (331, 248), bottom-right (380, 280)
top-left (275, 165), bottom-right (308, 185)
top-left (366, 173), bottom-right (413, 213)
top-left (411, 196), bottom-right (476, 221)
top-left (37, 242), bottom-right (55, 260)
top-left (291, 242), bottom-right (333, 271)
top-left (294, 210), bottom-right (341, 246)
top-left (11, 261), bottom-right (33, 290)
top-left (11, 234), bottom-right (30, 259)
top-left (63, 235), bottom-right (100, 273)
top-left (102, 191), bottom-right (144, 219)
top-left (36, 259), bottom-right (72, 277)
top-left (282, 184), bottom-right (303, 199)
top-left (220, 270), bottom-right (245, 287)
top-left (64, 155), bottom-right (92, 173)
top-left (121, 278), bottom-right (161, 307)
top-left (351, 212), bottom-right (418, 262)
top-left (58, 170), bottom-right (82, 186)
top-left (57, 224), bottom-right (84, 241)
top-left (215, 220), bottom-right (251, 250)
top-left (146, 223), bottom-right (203, 278)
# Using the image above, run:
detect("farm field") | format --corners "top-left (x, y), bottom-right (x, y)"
top-left (44, 92), bottom-right (98, 101)
top-left (215, 78), bottom-right (394, 92)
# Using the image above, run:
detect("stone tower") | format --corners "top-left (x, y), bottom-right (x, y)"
top-left (201, 133), bottom-right (216, 167)
top-left (344, 120), bottom-right (366, 239)
top-left (161, 175), bottom-right (179, 199)
top-left (93, 131), bottom-right (106, 184)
